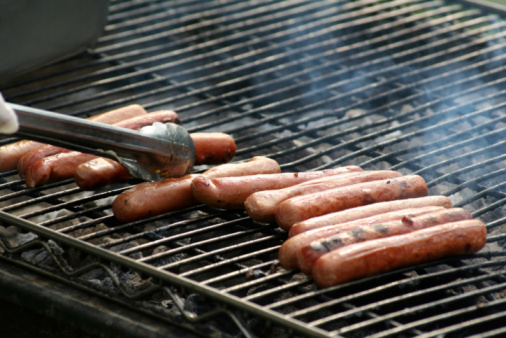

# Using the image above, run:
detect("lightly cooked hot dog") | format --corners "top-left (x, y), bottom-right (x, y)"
top-left (275, 175), bottom-right (429, 231)
top-left (0, 104), bottom-right (148, 173)
top-left (112, 156), bottom-right (281, 222)
top-left (278, 205), bottom-right (446, 270)
top-left (74, 132), bottom-right (238, 190)
top-left (22, 110), bottom-right (182, 187)
top-left (191, 166), bottom-right (364, 209)
top-left (311, 219), bottom-right (487, 288)
top-left (191, 133), bottom-right (237, 165)
top-left (17, 110), bottom-right (180, 179)
top-left (296, 207), bottom-right (473, 274)
top-left (289, 195), bottom-right (453, 236)
top-left (74, 157), bottom-right (132, 190)
top-left (245, 170), bottom-right (401, 223)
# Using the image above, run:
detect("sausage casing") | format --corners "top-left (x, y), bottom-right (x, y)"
top-left (297, 207), bottom-right (473, 274)
top-left (275, 175), bottom-right (429, 231)
top-left (112, 157), bottom-right (281, 222)
top-left (191, 132), bottom-right (237, 165)
top-left (289, 196), bottom-right (453, 236)
top-left (245, 170), bottom-right (399, 223)
top-left (311, 220), bottom-right (487, 288)
top-left (192, 166), bottom-right (364, 209)
top-left (278, 206), bottom-right (445, 270)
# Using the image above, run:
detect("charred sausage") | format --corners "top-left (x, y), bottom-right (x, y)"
top-left (278, 206), bottom-right (445, 270)
top-left (112, 157), bottom-right (281, 222)
top-left (275, 175), bottom-right (430, 231)
top-left (289, 196), bottom-right (453, 236)
top-left (191, 133), bottom-right (237, 165)
top-left (311, 220), bottom-right (487, 288)
top-left (191, 166), bottom-right (364, 209)
top-left (245, 170), bottom-right (400, 223)
top-left (25, 152), bottom-right (97, 187)
top-left (0, 104), bottom-right (147, 173)
top-left (17, 110), bottom-right (179, 178)
top-left (296, 207), bottom-right (473, 274)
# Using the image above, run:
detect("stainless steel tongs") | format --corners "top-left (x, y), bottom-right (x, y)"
top-left (2, 101), bottom-right (195, 182)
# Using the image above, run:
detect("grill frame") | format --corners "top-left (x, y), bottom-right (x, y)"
top-left (1, 0), bottom-right (506, 337)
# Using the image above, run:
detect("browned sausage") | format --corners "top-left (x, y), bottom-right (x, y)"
top-left (112, 157), bottom-right (281, 222)
top-left (25, 152), bottom-right (97, 187)
top-left (278, 206), bottom-right (445, 270)
top-left (17, 110), bottom-right (179, 178)
top-left (311, 219), bottom-right (487, 288)
top-left (275, 175), bottom-right (430, 231)
top-left (191, 166), bottom-right (364, 209)
top-left (0, 104), bottom-right (147, 173)
top-left (289, 196), bottom-right (453, 237)
top-left (191, 133), bottom-right (237, 165)
top-left (74, 157), bottom-right (131, 190)
top-left (296, 207), bottom-right (473, 274)
top-left (245, 170), bottom-right (400, 223)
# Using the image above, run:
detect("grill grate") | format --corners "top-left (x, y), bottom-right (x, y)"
top-left (1, 0), bottom-right (506, 337)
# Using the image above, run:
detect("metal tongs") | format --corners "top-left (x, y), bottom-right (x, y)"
top-left (1, 101), bottom-right (195, 182)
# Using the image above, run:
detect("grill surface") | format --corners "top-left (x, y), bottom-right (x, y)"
top-left (1, 0), bottom-right (506, 337)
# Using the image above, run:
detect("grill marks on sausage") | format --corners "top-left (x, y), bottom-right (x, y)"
top-left (275, 175), bottom-right (429, 231)
top-left (295, 207), bottom-right (473, 274)
top-left (311, 220), bottom-right (487, 288)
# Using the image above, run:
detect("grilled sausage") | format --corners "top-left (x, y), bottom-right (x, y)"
top-left (112, 157), bottom-right (281, 222)
top-left (311, 219), bottom-right (487, 288)
top-left (191, 133), bottom-right (237, 165)
top-left (17, 110), bottom-right (178, 178)
top-left (191, 166), bottom-right (364, 209)
top-left (275, 175), bottom-right (429, 231)
top-left (74, 157), bottom-right (131, 190)
top-left (0, 104), bottom-right (147, 173)
top-left (278, 206), bottom-right (445, 270)
top-left (245, 170), bottom-right (400, 223)
top-left (289, 196), bottom-right (453, 236)
top-left (296, 207), bottom-right (473, 274)
top-left (200, 156), bottom-right (281, 177)
top-left (25, 152), bottom-right (97, 187)
top-left (74, 132), bottom-right (239, 190)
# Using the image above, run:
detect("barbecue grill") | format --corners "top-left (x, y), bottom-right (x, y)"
top-left (1, 0), bottom-right (506, 337)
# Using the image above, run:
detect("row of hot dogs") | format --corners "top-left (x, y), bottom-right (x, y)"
top-left (0, 105), bottom-right (487, 288)
top-left (0, 104), bottom-right (237, 189)
top-left (112, 155), bottom-right (486, 288)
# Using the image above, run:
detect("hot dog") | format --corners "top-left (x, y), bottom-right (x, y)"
top-left (74, 157), bottom-right (131, 190)
top-left (296, 207), bottom-right (473, 274)
top-left (275, 175), bottom-right (430, 231)
top-left (191, 166), bottom-right (364, 209)
top-left (112, 157), bottom-right (281, 222)
top-left (191, 133), bottom-right (237, 165)
top-left (278, 206), bottom-right (445, 270)
top-left (0, 104), bottom-right (147, 173)
top-left (311, 219), bottom-right (487, 288)
top-left (17, 110), bottom-right (180, 178)
top-left (25, 152), bottom-right (96, 187)
top-left (245, 170), bottom-right (400, 223)
top-left (74, 132), bottom-right (238, 190)
top-left (289, 196), bottom-right (453, 236)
